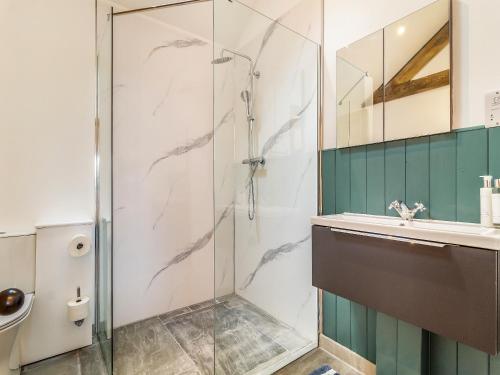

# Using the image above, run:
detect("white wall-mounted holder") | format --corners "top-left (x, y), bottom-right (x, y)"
top-left (20, 222), bottom-right (94, 365)
top-left (68, 234), bottom-right (91, 257)
top-left (486, 90), bottom-right (500, 127)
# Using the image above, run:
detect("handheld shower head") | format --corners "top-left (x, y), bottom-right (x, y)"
top-left (211, 56), bottom-right (232, 65)
top-left (240, 90), bottom-right (251, 118)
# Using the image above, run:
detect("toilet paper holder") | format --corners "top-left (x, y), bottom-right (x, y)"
top-left (68, 235), bottom-right (91, 257)
top-left (67, 287), bottom-right (89, 327)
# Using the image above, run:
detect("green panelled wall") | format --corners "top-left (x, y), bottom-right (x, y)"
top-left (321, 127), bottom-right (500, 375)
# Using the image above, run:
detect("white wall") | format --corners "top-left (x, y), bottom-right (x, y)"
top-left (0, 1), bottom-right (97, 365)
top-left (453, 0), bottom-right (500, 132)
top-left (0, 0), bottom-right (96, 232)
top-left (324, 0), bottom-right (500, 149)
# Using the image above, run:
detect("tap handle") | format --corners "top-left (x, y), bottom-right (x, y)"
top-left (388, 200), bottom-right (402, 210)
top-left (414, 202), bottom-right (426, 211)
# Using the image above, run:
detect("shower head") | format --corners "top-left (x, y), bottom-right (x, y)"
top-left (240, 90), bottom-right (251, 118)
top-left (211, 56), bottom-right (233, 65)
top-left (240, 90), bottom-right (250, 103)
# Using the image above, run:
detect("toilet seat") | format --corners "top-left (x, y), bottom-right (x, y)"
top-left (0, 294), bottom-right (34, 333)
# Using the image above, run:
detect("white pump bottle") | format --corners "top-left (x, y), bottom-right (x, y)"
top-left (480, 175), bottom-right (493, 227)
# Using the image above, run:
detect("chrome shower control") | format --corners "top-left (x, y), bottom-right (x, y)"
top-left (242, 157), bottom-right (265, 166)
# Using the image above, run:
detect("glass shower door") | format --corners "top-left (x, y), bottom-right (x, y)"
top-left (213, 1), bottom-right (319, 373)
top-left (96, 1), bottom-right (113, 373)
top-left (111, 2), bottom-right (216, 374)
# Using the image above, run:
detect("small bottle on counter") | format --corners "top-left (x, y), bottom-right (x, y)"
top-left (480, 175), bottom-right (493, 227)
top-left (492, 179), bottom-right (500, 227)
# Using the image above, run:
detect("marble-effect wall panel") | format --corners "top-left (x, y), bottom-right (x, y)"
top-left (238, 0), bottom-right (322, 44)
top-left (113, 7), bottom-right (234, 327)
top-left (220, 13), bottom-right (319, 342)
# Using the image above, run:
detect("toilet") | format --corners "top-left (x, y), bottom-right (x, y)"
top-left (0, 293), bottom-right (34, 375)
top-left (0, 234), bottom-right (36, 375)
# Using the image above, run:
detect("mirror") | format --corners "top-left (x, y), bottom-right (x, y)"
top-left (336, 0), bottom-right (451, 147)
top-left (384, 0), bottom-right (451, 140)
top-left (336, 30), bottom-right (384, 148)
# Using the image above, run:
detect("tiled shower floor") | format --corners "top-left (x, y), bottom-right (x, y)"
top-left (114, 294), bottom-right (312, 374)
top-left (21, 343), bottom-right (107, 375)
top-left (21, 295), bottom-right (312, 375)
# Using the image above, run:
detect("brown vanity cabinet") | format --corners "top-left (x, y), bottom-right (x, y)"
top-left (312, 225), bottom-right (499, 354)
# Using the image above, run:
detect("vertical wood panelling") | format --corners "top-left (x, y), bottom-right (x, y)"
top-left (323, 292), bottom-right (337, 340)
top-left (430, 133), bottom-right (457, 221)
top-left (335, 149), bottom-right (351, 214)
top-left (377, 313), bottom-right (398, 375)
top-left (489, 127), bottom-right (500, 178)
top-left (422, 331), bottom-right (430, 375)
top-left (322, 150), bottom-right (336, 215)
top-left (397, 321), bottom-right (424, 375)
top-left (385, 140), bottom-right (406, 216)
top-left (490, 354), bottom-right (500, 375)
top-left (367, 143), bottom-right (386, 215)
top-left (367, 308), bottom-right (377, 363)
top-left (457, 344), bottom-right (488, 375)
top-left (350, 146), bottom-right (367, 213)
top-left (430, 334), bottom-right (457, 375)
top-left (457, 129), bottom-right (488, 223)
top-left (405, 137), bottom-right (430, 219)
top-left (351, 302), bottom-right (368, 358)
top-left (336, 296), bottom-right (352, 348)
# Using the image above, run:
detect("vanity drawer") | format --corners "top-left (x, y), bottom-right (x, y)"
top-left (312, 225), bottom-right (499, 354)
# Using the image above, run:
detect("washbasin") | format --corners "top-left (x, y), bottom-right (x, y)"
top-left (311, 213), bottom-right (500, 250)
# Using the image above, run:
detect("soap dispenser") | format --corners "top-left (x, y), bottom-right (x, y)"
top-left (492, 179), bottom-right (500, 226)
top-left (480, 175), bottom-right (493, 227)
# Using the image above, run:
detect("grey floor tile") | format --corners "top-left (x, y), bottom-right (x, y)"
top-left (166, 302), bottom-right (289, 375)
top-left (113, 317), bottom-right (199, 375)
top-left (222, 296), bottom-right (309, 351)
top-left (22, 294), bottom-right (315, 375)
top-left (21, 344), bottom-right (106, 375)
top-left (214, 305), bottom-right (287, 375)
top-left (164, 307), bottom-right (216, 375)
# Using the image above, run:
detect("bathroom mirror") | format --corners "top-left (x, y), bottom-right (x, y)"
top-left (336, 30), bottom-right (384, 148)
top-left (335, 0), bottom-right (451, 147)
top-left (384, 0), bottom-right (451, 141)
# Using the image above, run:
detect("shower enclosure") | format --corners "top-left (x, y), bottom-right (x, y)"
top-left (96, 0), bottom-right (319, 373)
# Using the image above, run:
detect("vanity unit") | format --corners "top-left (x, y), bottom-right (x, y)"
top-left (312, 214), bottom-right (500, 354)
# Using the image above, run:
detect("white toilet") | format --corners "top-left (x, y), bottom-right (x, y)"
top-left (0, 234), bottom-right (36, 375)
top-left (0, 293), bottom-right (34, 375)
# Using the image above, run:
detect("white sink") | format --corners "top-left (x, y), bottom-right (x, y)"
top-left (311, 213), bottom-right (500, 251)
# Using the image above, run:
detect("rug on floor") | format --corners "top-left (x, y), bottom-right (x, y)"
top-left (309, 365), bottom-right (339, 375)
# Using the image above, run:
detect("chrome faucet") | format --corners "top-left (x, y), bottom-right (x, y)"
top-left (388, 200), bottom-right (426, 221)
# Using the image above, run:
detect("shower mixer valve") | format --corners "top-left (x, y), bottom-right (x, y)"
top-left (242, 157), bottom-right (265, 166)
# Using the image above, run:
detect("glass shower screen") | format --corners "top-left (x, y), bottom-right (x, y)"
top-left (213, 1), bottom-right (319, 373)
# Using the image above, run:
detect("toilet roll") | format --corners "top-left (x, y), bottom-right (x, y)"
top-left (68, 234), bottom-right (91, 257)
top-left (67, 296), bottom-right (89, 323)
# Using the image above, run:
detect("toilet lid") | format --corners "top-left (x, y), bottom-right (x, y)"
top-left (0, 293), bottom-right (34, 332)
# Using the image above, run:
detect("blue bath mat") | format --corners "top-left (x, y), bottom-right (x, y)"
top-left (309, 365), bottom-right (339, 375)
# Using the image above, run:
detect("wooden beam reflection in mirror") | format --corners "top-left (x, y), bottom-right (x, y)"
top-left (372, 21), bottom-right (450, 106)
